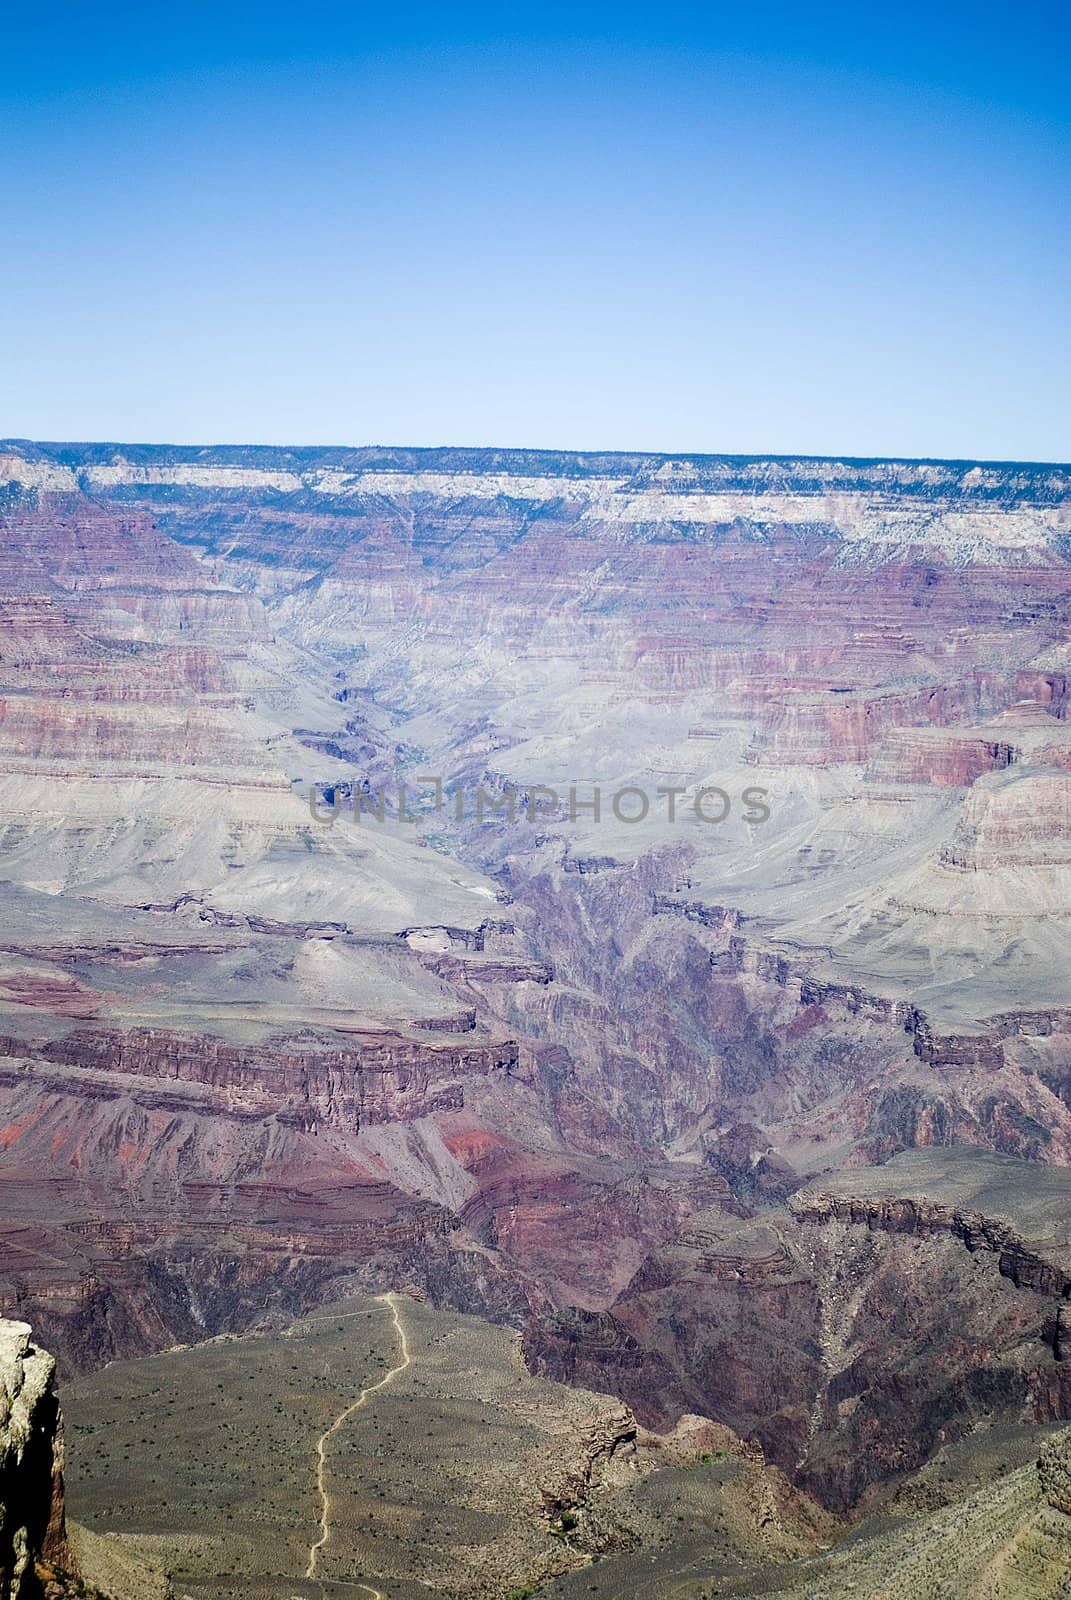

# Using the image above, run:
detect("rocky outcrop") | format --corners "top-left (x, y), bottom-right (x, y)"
top-left (867, 729), bottom-right (1017, 786)
top-left (790, 1188), bottom-right (1071, 1299)
top-left (0, 1027), bottom-right (518, 1131)
top-left (747, 673), bottom-right (1062, 769)
top-left (655, 893), bottom-right (1071, 1080)
top-left (0, 1321), bottom-right (68, 1598)
top-left (1038, 1427), bottom-right (1071, 1515)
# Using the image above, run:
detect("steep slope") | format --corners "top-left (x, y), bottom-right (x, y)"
top-left (543, 1425), bottom-right (1071, 1599)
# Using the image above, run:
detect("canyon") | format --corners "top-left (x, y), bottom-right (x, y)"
top-left (2, 440), bottom-right (1071, 1589)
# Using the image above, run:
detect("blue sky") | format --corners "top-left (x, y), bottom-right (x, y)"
top-left (1, 2), bottom-right (1067, 460)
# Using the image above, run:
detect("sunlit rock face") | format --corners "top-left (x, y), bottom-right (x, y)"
top-left (0, 1319), bottom-right (68, 1598)
top-left (2, 440), bottom-right (1071, 1508)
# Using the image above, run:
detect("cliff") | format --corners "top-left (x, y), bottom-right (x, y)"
top-left (0, 1320), bottom-right (68, 1599)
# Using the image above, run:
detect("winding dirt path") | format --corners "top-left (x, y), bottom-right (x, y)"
top-left (304, 1292), bottom-right (410, 1594)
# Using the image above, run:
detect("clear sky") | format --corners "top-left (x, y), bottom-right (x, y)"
top-left (1, 2), bottom-right (1067, 460)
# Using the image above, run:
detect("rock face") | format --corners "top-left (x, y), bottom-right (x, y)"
top-left (1038, 1428), bottom-right (1071, 1521)
top-left (0, 1321), bottom-right (67, 1598)
top-left (523, 1155), bottom-right (1071, 1510)
top-left (2, 439), bottom-right (1071, 1518)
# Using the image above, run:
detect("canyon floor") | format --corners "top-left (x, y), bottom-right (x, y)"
top-left (2, 441), bottom-right (1071, 1591)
